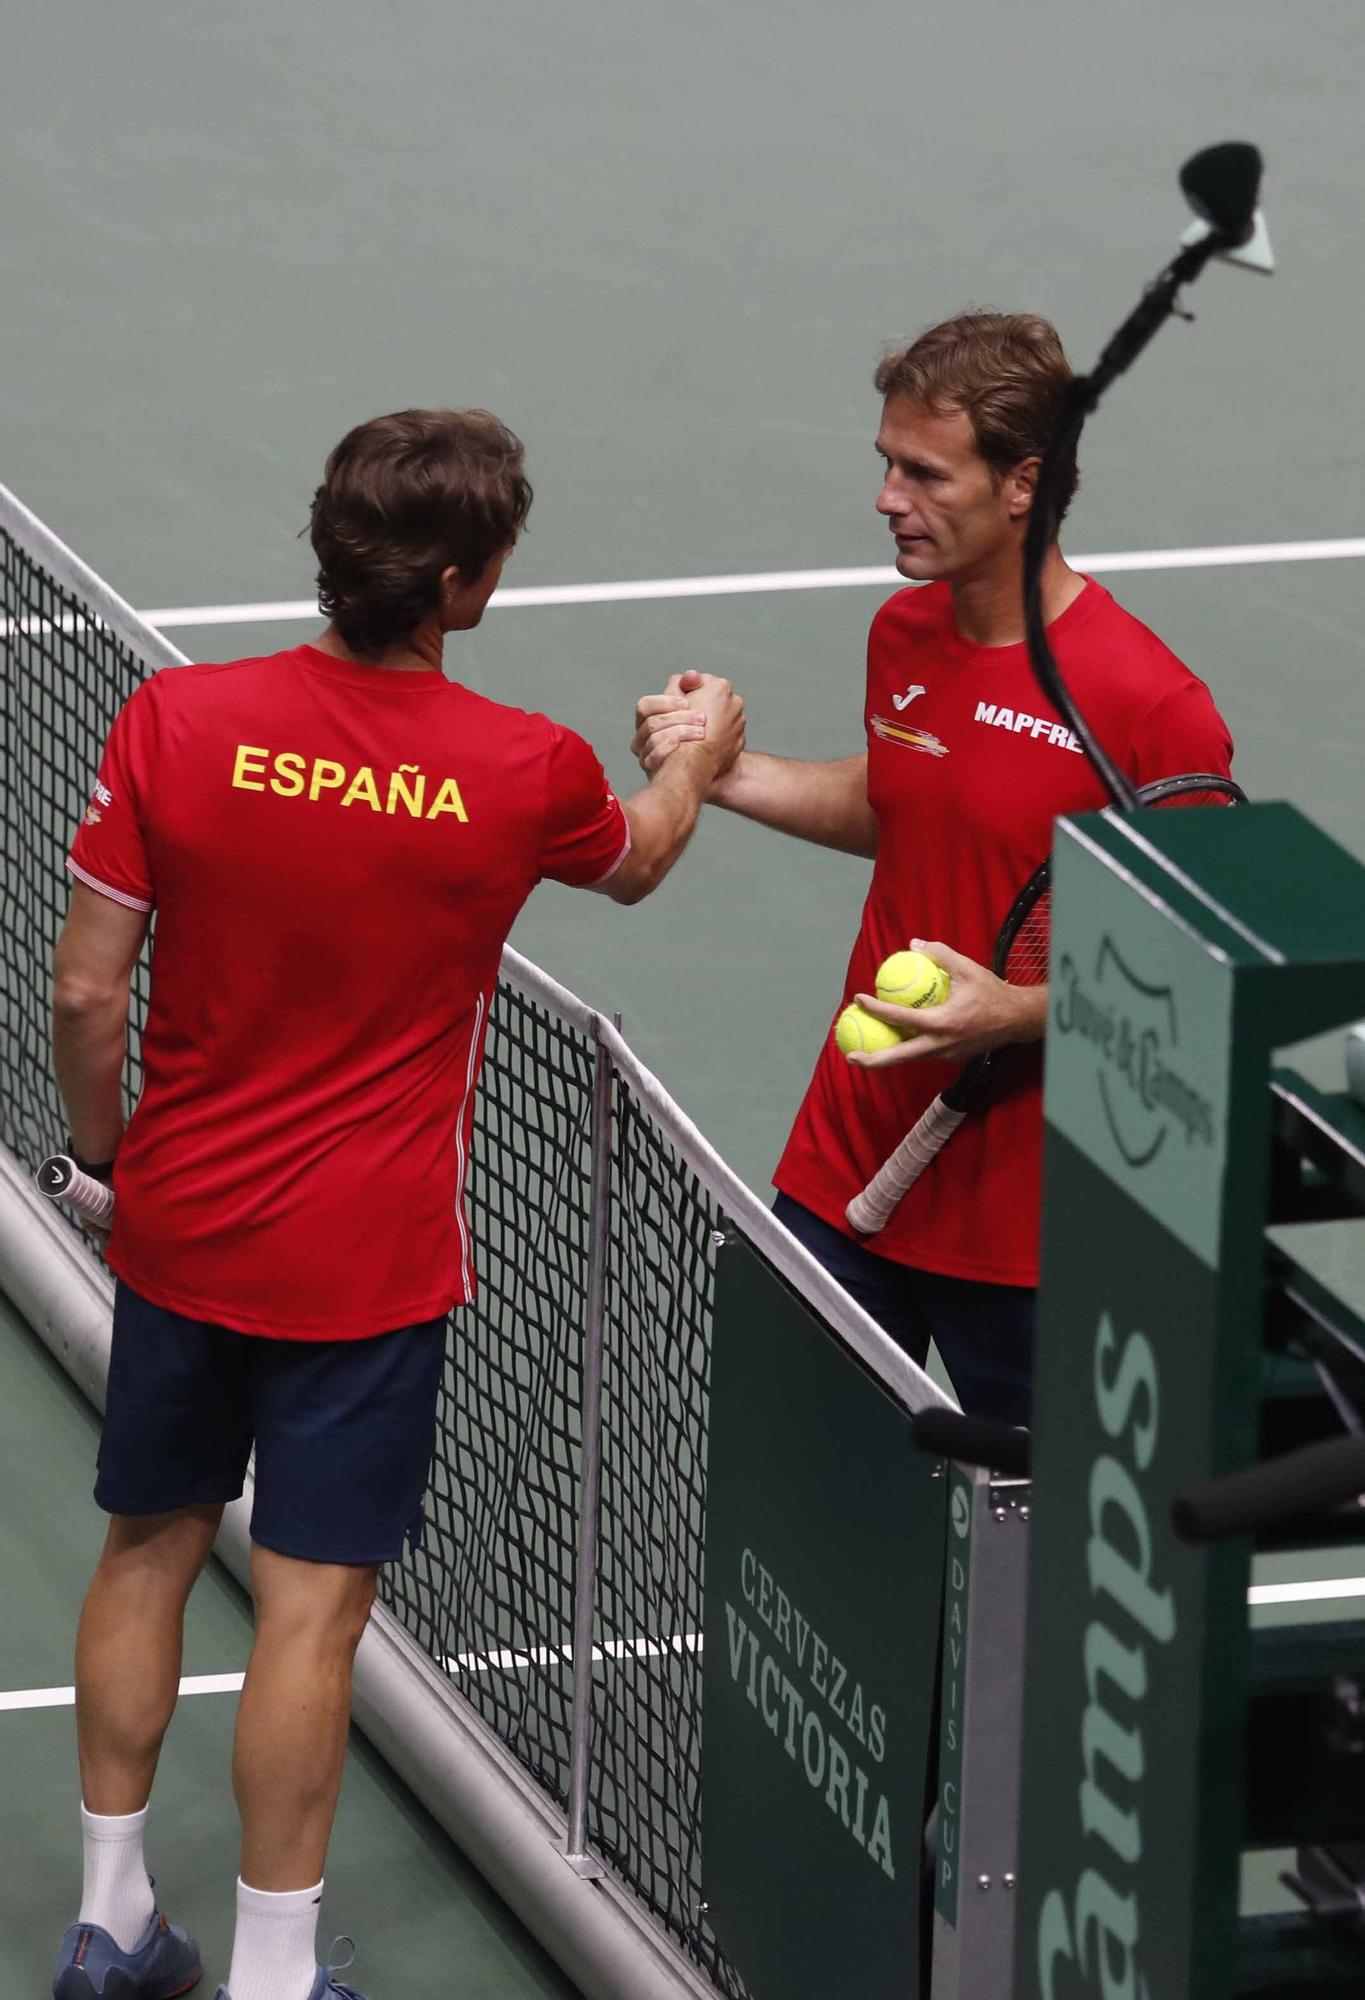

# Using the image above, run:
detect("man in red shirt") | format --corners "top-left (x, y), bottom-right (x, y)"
top-left (50, 409), bottom-right (743, 2000)
top-left (634, 311), bottom-right (1232, 1425)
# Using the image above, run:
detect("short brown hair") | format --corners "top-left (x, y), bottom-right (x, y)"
top-left (309, 409), bottom-right (533, 655)
top-left (874, 311), bottom-right (1079, 523)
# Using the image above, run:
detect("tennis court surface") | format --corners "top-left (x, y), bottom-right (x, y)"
top-left (3, 3), bottom-right (1364, 1994)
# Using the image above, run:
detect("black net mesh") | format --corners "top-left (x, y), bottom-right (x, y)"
top-left (381, 980), bottom-right (592, 1803)
top-left (1, 526), bottom-right (151, 1196)
top-left (1, 502), bottom-right (747, 1995)
top-left (595, 1085), bottom-right (746, 1992)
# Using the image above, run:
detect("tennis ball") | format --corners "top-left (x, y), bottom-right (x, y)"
top-left (834, 1003), bottom-right (905, 1056)
top-left (875, 949), bottom-right (950, 1009)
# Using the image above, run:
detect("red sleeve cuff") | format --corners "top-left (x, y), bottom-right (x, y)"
top-left (66, 857), bottom-right (154, 913)
top-left (588, 818), bottom-right (633, 886)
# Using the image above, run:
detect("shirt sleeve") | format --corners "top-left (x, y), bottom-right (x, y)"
top-left (538, 721), bottom-right (632, 887)
top-left (66, 683), bottom-right (157, 912)
top-left (1128, 677), bottom-right (1234, 788)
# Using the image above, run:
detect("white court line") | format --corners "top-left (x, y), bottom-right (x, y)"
top-left (0, 1637), bottom-right (702, 1713)
top-left (3, 1584), bottom-right (1363, 1710)
top-left (0, 1636), bottom-right (706, 1711)
top-left (442, 1632), bottom-right (703, 1677)
top-left (0, 1670), bottom-right (245, 1715)
top-left (135, 535), bottom-right (1365, 631)
top-left (1248, 1577), bottom-right (1365, 1607)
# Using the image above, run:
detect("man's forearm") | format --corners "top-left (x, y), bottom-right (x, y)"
top-left (612, 743), bottom-right (719, 902)
top-left (52, 993), bottom-right (129, 1161)
top-left (709, 752), bottom-right (877, 857)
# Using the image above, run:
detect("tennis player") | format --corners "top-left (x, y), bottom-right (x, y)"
top-left (49, 409), bottom-right (743, 2000)
top-left (633, 312), bottom-right (1233, 1425)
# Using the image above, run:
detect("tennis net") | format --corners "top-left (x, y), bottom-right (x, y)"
top-left (0, 480), bottom-right (940, 1997)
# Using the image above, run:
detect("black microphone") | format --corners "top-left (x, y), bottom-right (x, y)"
top-left (911, 1409), bottom-right (1031, 1478)
top-left (1179, 142), bottom-right (1262, 247)
top-left (1172, 1434), bottom-right (1365, 1543)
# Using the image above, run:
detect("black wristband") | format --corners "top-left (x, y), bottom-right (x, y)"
top-left (66, 1143), bottom-right (117, 1183)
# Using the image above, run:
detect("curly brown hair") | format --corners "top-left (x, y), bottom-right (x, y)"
top-left (309, 409), bottom-right (533, 656)
top-left (874, 312), bottom-right (1079, 523)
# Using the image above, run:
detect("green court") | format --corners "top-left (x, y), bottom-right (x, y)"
top-left (2, 1), bottom-right (1363, 1993)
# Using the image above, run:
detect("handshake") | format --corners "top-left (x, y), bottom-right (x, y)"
top-left (631, 669), bottom-right (746, 791)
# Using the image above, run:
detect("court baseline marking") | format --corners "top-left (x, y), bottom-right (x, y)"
top-left (2, 1583), bottom-right (1358, 1712)
top-left (0, 1671), bottom-right (247, 1713)
top-left (140, 535), bottom-right (1365, 631)
top-left (0, 1635), bottom-right (705, 1714)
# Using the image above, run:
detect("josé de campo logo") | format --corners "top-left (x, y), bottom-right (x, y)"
top-left (1053, 937), bottom-right (1216, 1170)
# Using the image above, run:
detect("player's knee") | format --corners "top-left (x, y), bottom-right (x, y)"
top-left (252, 1548), bottom-right (378, 1652)
top-left (336, 1565), bottom-right (379, 1648)
top-left (98, 1505), bottom-right (222, 1593)
top-left (314, 1566), bottom-right (378, 1660)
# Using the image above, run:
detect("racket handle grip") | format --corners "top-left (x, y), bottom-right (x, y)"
top-left (846, 1097), bottom-right (967, 1236)
top-left (36, 1154), bottom-right (116, 1227)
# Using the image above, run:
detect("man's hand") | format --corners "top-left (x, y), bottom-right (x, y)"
top-left (633, 680), bottom-right (876, 856)
top-left (680, 672), bottom-right (745, 781)
top-left (632, 670), bottom-right (733, 778)
top-left (845, 940), bottom-right (1048, 1069)
top-left (599, 675), bottom-right (745, 903)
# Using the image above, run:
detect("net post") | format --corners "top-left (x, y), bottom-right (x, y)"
top-left (561, 1009), bottom-right (617, 1878)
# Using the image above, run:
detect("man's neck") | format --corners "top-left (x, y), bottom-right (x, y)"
top-left (948, 543), bottom-right (1084, 648)
top-left (312, 621), bottom-right (445, 672)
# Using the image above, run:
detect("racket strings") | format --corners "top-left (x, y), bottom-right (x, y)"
top-left (1141, 779), bottom-right (1244, 809)
top-left (1003, 896), bottom-right (1052, 986)
top-left (999, 776), bottom-right (1241, 990)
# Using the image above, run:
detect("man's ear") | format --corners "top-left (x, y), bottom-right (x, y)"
top-left (1008, 456), bottom-right (1041, 520)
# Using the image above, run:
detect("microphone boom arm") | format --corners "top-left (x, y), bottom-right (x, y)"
top-left (1023, 150), bottom-right (1266, 810)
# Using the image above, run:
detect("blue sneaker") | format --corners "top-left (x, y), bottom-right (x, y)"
top-left (53, 1906), bottom-right (202, 1998)
top-left (214, 1936), bottom-right (367, 2000)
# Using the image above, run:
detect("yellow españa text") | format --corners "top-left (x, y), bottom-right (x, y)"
top-left (231, 746), bottom-right (469, 822)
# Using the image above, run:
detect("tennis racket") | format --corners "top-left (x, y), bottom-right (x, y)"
top-left (36, 1153), bottom-right (116, 1227)
top-left (845, 773), bottom-right (1246, 1235)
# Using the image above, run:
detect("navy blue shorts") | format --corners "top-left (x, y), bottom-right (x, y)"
top-left (95, 1280), bottom-right (449, 1565)
top-left (773, 1194), bottom-right (1035, 1426)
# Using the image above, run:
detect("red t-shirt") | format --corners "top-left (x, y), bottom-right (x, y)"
top-left (67, 644), bottom-right (630, 1339)
top-left (774, 580), bottom-right (1233, 1286)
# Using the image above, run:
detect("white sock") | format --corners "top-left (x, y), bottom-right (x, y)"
top-left (78, 1802), bottom-right (156, 1953)
top-left (227, 1877), bottom-right (324, 2000)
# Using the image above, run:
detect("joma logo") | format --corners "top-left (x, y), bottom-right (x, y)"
top-left (1053, 939), bottom-right (1215, 1168)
